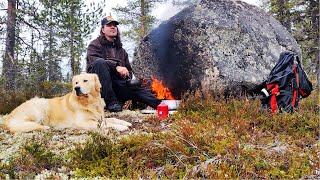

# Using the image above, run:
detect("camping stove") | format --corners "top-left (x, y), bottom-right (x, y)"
top-left (161, 100), bottom-right (181, 110)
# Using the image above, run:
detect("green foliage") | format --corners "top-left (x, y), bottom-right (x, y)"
top-left (1, 0), bottom-right (105, 86)
top-left (0, 80), bottom-right (71, 114)
top-left (264, 0), bottom-right (319, 80)
top-left (69, 132), bottom-right (168, 178)
top-left (113, 0), bottom-right (194, 44)
top-left (1, 90), bottom-right (318, 178)
top-left (0, 161), bottom-right (15, 179)
top-left (38, 81), bottom-right (72, 97)
top-left (65, 90), bottom-right (319, 179)
top-left (112, 0), bottom-right (167, 44)
top-left (0, 139), bottom-right (63, 179)
top-left (0, 88), bottom-right (33, 115)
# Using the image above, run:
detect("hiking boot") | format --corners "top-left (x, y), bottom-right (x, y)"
top-left (107, 103), bottom-right (122, 112)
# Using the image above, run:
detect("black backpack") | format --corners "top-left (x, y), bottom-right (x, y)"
top-left (259, 51), bottom-right (313, 113)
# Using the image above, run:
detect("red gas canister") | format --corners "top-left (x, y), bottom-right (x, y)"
top-left (157, 102), bottom-right (168, 118)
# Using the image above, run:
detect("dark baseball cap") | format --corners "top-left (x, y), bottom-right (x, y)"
top-left (101, 15), bottom-right (119, 26)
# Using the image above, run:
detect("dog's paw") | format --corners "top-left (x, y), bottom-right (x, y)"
top-left (120, 121), bottom-right (132, 127)
top-left (100, 119), bottom-right (131, 131)
top-left (111, 124), bottom-right (129, 131)
top-left (99, 120), bottom-right (108, 129)
top-left (42, 125), bottom-right (51, 130)
top-left (105, 118), bottom-right (132, 127)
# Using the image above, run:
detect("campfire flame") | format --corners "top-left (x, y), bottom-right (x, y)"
top-left (151, 77), bottom-right (175, 100)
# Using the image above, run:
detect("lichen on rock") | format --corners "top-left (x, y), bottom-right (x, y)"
top-left (132, 0), bottom-right (300, 98)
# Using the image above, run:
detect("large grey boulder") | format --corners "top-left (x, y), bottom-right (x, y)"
top-left (132, 0), bottom-right (301, 98)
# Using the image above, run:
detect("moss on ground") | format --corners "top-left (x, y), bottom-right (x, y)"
top-left (0, 91), bottom-right (319, 179)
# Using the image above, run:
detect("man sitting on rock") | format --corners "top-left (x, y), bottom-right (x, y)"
top-left (86, 15), bottom-right (161, 112)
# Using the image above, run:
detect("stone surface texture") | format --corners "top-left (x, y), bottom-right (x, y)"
top-left (132, 0), bottom-right (301, 98)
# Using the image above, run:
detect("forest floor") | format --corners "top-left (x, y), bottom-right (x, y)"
top-left (0, 109), bottom-right (161, 163)
top-left (0, 93), bottom-right (319, 179)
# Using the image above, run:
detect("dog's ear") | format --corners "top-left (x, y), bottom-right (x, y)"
top-left (93, 74), bottom-right (102, 92)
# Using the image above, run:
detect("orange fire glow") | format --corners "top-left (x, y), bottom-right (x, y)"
top-left (151, 77), bottom-right (175, 100)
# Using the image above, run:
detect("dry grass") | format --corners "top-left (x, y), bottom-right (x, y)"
top-left (0, 81), bottom-right (71, 114)
top-left (0, 90), bottom-right (319, 179)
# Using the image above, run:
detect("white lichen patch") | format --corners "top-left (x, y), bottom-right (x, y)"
top-left (0, 110), bottom-right (154, 166)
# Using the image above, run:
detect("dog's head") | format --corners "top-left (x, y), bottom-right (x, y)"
top-left (72, 73), bottom-right (101, 97)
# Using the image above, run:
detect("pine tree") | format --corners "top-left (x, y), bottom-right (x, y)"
top-left (2, 0), bottom-right (17, 90)
top-left (57, 0), bottom-right (104, 77)
top-left (1, 0), bottom-right (104, 87)
top-left (112, 0), bottom-right (167, 44)
top-left (265, 0), bottom-right (319, 89)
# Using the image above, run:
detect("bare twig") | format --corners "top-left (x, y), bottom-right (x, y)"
top-left (17, 36), bottom-right (40, 58)
top-left (153, 142), bottom-right (185, 164)
top-left (19, 18), bottom-right (41, 37)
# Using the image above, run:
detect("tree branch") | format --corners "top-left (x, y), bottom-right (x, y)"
top-left (19, 18), bottom-right (41, 37)
top-left (17, 36), bottom-right (40, 58)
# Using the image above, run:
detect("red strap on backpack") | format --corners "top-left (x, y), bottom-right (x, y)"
top-left (298, 89), bottom-right (307, 97)
top-left (267, 83), bottom-right (279, 113)
top-left (292, 65), bottom-right (299, 107)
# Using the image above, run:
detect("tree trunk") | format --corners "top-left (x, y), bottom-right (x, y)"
top-left (140, 0), bottom-right (145, 37)
top-left (47, 1), bottom-right (60, 82)
top-left (318, 15), bottom-right (320, 90)
top-left (70, 30), bottom-right (76, 77)
top-left (310, 0), bottom-right (320, 89)
top-left (48, 27), bottom-right (54, 81)
top-left (70, 3), bottom-right (78, 77)
top-left (3, 0), bottom-right (17, 90)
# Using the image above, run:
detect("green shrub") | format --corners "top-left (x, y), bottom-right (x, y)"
top-left (1, 89), bottom-right (318, 179)
top-left (65, 91), bottom-right (318, 178)
top-left (0, 81), bottom-right (71, 114)
top-left (69, 132), bottom-right (168, 178)
top-left (2, 139), bottom-right (63, 179)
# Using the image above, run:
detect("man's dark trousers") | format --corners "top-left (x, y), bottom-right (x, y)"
top-left (89, 58), bottom-right (161, 109)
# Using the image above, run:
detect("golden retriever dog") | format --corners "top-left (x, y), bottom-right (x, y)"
top-left (3, 73), bottom-right (132, 133)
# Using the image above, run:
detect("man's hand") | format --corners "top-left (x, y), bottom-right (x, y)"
top-left (116, 66), bottom-right (129, 77)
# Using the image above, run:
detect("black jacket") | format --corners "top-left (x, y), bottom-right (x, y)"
top-left (86, 35), bottom-right (132, 78)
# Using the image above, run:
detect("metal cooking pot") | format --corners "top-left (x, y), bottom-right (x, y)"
top-left (161, 100), bottom-right (181, 110)
top-left (126, 79), bottom-right (142, 88)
